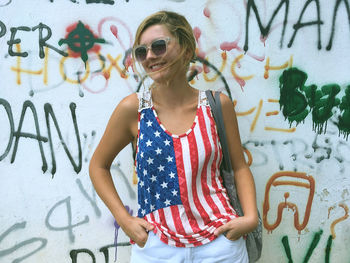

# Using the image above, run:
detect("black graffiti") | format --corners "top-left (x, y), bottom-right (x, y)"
top-left (111, 162), bottom-right (136, 199)
top-left (0, 0), bottom-right (12, 7)
top-left (7, 26), bottom-right (31, 57)
top-left (82, 131), bottom-right (96, 162)
top-left (0, 98), bottom-right (82, 175)
top-left (10, 100), bottom-right (49, 173)
top-left (86, 0), bottom-right (115, 4)
top-left (0, 222), bottom-right (47, 263)
top-left (244, 0), bottom-right (350, 51)
top-left (243, 133), bottom-right (350, 172)
top-left (194, 57), bottom-right (232, 100)
top-left (76, 178), bottom-right (102, 217)
top-left (45, 103), bottom-right (82, 174)
top-left (48, 0), bottom-right (130, 3)
top-left (70, 243), bottom-right (130, 263)
top-left (1, 22), bottom-right (68, 58)
top-left (244, 0), bottom-right (289, 50)
top-left (287, 0), bottom-right (323, 49)
top-left (327, 0), bottom-right (350, 50)
top-left (49, 0), bottom-right (78, 2)
top-left (0, 20), bottom-right (6, 38)
top-left (45, 196), bottom-right (89, 243)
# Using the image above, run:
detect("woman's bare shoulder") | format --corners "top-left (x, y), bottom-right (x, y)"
top-left (106, 92), bottom-right (139, 136)
top-left (117, 92), bottom-right (139, 111)
top-left (111, 92), bottom-right (139, 119)
top-left (219, 92), bottom-right (235, 112)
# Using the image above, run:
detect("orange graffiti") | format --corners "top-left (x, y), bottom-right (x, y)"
top-left (243, 147), bottom-right (253, 166)
top-left (328, 203), bottom-right (349, 239)
top-left (265, 111), bottom-right (279, 116)
top-left (263, 171), bottom-right (315, 234)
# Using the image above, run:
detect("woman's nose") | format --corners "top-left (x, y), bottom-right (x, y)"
top-left (145, 47), bottom-right (157, 60)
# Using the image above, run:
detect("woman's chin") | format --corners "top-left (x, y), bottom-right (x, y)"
top-left (147, 69), bottom-right (169, 83)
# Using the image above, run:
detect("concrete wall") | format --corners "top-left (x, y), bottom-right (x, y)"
top-left (0, 0), bottom-right (349, 262)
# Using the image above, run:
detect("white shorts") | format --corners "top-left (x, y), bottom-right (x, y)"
top-left (130, 231), bottom-right (248, 263)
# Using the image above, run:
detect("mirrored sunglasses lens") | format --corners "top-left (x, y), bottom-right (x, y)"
top-left (151, 40), bottom-right (167, 56)
top-left (135, 47), bottom-right (147, 61)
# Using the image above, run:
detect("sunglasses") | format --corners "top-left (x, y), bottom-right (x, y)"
top-left (134, 37), bottom-right (171, 62)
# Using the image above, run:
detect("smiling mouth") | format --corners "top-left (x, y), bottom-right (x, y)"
top-left (149, 63), bottom-right (166, 71)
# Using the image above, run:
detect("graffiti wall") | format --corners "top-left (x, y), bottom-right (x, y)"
top-left (1, 0), bottom-right (349, 262)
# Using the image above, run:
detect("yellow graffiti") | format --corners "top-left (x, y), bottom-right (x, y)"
top-left (265, 127), bottom-right (296, 132)
top-left (250, 99), bottom-right (263, 132)
top-left (104, 53), bottom-right (128, 79)
top-left (43, 47), bottom-right (49, 85)
top-left (203, 52), bottom-right (227, 82)
top-left (231, 54), bottom-right (254, 82)
top-left (234, 100), bottom-right (256, 116)
top-left (11, 44), bottom-right (45, 85)
top-left (59, 55), bottom-right (90, 84)
top-left (264, 55), bottom-right (293, 79)
top-left (264, 98), bottom-right (296, 133)
top-left (234, 98), bottom-right (296, 133)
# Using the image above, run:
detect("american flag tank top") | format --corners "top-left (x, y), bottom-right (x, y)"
top-left (135, 88), bottom-right (237, 247)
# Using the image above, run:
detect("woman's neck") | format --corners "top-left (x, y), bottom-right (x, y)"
top-left (151, 77), bottom-right (197, 108)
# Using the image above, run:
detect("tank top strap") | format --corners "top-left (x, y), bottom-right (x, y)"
top-left (137, 88), bottom-right (153, 111)
top-left (198, 90), bottom-right (210, 107)
top-left (138, 89), bottom-right (208, 110)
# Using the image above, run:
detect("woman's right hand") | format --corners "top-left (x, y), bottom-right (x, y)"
top-left (120, 215), bottom-right (155, 247)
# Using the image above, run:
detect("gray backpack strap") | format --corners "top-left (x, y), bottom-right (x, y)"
top-left (206, 89), bottom-right (263, 263)
top-left (205, 90), bottom-right (232, 172)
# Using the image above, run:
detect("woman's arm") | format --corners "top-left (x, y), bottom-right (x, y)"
top-left (89, 93), bottom-right (153, 247)
top-left (214, 93), bottom-right (258, 240)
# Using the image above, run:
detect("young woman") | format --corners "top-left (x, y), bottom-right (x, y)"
top-left (89, 10), bottom-right (258, 263)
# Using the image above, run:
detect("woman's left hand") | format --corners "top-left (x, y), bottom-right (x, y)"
top-left (214, 216), bottom-right (257, 241)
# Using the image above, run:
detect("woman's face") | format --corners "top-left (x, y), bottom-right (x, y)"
top-left (137, 24), bottom-right (185, 83)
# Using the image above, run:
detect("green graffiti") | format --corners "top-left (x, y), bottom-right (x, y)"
top-left (279, 68), bottom-right (349, 138)
top-left (304, 230), bottom-right (323, 263)
top-left (279, 68), bottom-right (309, 125)
top-left (281, 230), bottom-right (323, 263)
top-left (58, 21), bottom-right (105, 66)
top-left (282, 236), bottom-right (293, 263)
top-left (325, 235), bottom-right (333, 263)
top-left (310, 84), bottom-right (340, 134)
top-left (338, 86), bottom-right (350, 140)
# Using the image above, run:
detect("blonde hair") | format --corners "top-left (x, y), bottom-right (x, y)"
top-left (133, 11), bottom-right (196, 72)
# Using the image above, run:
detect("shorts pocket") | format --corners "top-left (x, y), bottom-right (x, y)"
top-left (221, 234), bottom-right (243, 245)
top-left (134, 232), bottom-right (150, 250)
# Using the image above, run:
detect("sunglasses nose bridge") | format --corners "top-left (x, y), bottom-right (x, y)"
top-left (143, 45), bottom-right (159, 61)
